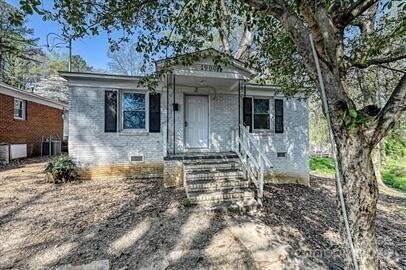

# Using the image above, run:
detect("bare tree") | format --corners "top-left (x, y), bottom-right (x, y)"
top-left (107, 41), bottom-right (152, 76)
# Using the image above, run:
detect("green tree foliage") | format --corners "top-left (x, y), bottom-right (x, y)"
top-left (70, 54), bottom-right (93, 72)
top-left (21, 51), bottom-right (93, 92)
top-left (0, 0), bottom-right (40, 88)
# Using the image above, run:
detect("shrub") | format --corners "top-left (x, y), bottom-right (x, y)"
top-left (45, 155), bottom-right (78, 183)
top-left (182, 197), bottom-right (191, 207)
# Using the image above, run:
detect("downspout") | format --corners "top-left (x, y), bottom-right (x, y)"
top-left (173, 75), bottom-right (176, 155)
top-left (238, 80), bottom-right (241, 140)
top-left (166, 74), bottom-right (169, 155)
top-left (309, 35), bottom-right (359, 270)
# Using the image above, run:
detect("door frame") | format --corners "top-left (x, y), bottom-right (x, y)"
top-left (183, 94), bottom-right (210, 150)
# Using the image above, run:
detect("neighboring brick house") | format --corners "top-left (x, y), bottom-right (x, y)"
top-left (0, 82), bottom-right (66, 161)
top-left (60, 49), bottom-right (310, 206)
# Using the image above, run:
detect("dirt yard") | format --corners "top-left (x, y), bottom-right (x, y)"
top-left (0, 158), bottom-right (404, 269)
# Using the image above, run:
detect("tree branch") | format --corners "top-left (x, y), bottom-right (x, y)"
top-left (335, 0), bottom-right (378, 28)
top-left (242, 0), bottom-right (285, 17)
top-left (216, 0), bottom-right (231, 54)
top-left (234, 16), bottom-right (253, 60)
top-left (370, 73), bottom-right (406, 146)
top-left (352, 54), bottom-right (406, 69)
top-left (378, 64), bottom-right (406, 74)
top-left (243, 0), bottom-right (351, 111)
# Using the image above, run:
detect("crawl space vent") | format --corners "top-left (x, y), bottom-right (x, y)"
top-left (130, 155), bottom-right (144, 162)
top-left (277, 152), bottom-right (287, 158)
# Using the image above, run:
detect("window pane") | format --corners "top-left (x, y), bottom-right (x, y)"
top-left (254, 114), bottom-right (270, 129)
top-left (123, 93), bottom-right (145, 110)
top-left (123, 111), bottom-right (146, 129)
top-left (254, 99), bottom-right (269, 114)
top-left (14, 99), bottom-right (23, 118)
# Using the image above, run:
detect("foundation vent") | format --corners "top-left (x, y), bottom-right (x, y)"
top-left (277, 152), bottom-right (287, 158)
top-left (130, 155), bottom-right (144, 162)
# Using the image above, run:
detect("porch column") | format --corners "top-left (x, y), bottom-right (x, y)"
top-left (172, 74), bottom-right (176, 154)
top-left (238, 79), bottom-right (241, 140)
top-left (165, 73), bottom-right (170, 156)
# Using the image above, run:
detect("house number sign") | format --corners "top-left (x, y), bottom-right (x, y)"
top-left (201, 64), bottom-right (222, 72)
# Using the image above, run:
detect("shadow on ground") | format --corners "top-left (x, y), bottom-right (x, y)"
top-left (258, 174), bottom-right (405, 269)
top-left (0, 159), bottom-right (404, 269)
top-left (0, 158), bottom-right (255, 269)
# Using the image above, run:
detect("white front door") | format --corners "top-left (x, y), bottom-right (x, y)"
top-left (185, 95), bottom-right (209, 149)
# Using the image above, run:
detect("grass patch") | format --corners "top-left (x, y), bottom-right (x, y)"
top-left (381, 157), bottom-right (406, 191)
top-left (310, 155), bottom-right (406, 191)
top-left (310, 156), bottom-right (335, 175)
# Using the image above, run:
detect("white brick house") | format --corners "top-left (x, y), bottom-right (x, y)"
top-left (61, 50), bottom-right (310, 200)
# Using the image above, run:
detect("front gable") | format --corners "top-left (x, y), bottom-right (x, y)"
top-left (156, 49), bottom-right (255, 80)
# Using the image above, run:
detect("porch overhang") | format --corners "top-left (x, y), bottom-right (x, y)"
top-left (167, 73), bottom-right (244, 92)
top-left (172, 69), bottom-right (251, 81)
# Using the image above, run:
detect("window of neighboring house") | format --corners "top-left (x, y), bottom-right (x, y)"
top-left (253, 98), bottom-right (270, 130)
top-left (14, 98), bottom-right (26, 120)
top-left (122, 92), bottom-right (148, 130)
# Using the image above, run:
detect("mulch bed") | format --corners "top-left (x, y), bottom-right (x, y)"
top-left (0, 158), bottom-right (254, 269)
top-left (0, 158), bottom-right (404, 269)
top-left (261, 175), bottom-right (406, 269)
top-left (0, 156), bottom-right (50, 172)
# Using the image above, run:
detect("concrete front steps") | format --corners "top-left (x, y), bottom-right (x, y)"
top-left (184, 157), bottom-right (259, 212)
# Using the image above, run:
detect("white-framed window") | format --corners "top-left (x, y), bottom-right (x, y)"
top-left (14, 98), bottom-right (26, 120)
top-left (243, 96), bottom-right (284, 133)
top-left (121, 91), bottom-right (149, 130)
top-left (253, 98), bottom-right (270, 130)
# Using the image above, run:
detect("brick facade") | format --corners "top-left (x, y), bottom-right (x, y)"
top-left (64, 59), bottom-right (309, 184)
top-left (69, 83), bottom-right (309, 184)
top-left (69, 86), bottom-right (165, 166)
top-left (0, 93), bottom-right (64, 157)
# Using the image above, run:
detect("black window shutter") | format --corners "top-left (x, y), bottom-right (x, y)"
top-left (24, 101), bottom-right (28, 120)
top-left (104, 90), bottom-right (117, 132)
top-left (243, 97), bottom-right (252, 132)
top-left (149, 93), bottom-right (161, 133)
top-left (275, 99), bottom-right (284, 133)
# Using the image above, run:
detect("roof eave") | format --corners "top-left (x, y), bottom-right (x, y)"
top-left (58, 71), bottom-right (145, 81)
top-left (0, 82), bottom-right (67, 110)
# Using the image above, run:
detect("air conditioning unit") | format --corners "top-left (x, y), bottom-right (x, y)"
top-left (42, 138), bottom-right (61, 156)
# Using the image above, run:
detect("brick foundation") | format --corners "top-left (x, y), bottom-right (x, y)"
top-left (163, 160), bottom-right (184, 188)
top-left (79, 162), bottom-right (164, 180)
top-left (265, 171), bottom-right (309, 186)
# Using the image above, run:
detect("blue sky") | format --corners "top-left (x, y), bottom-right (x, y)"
top-left (7, 0), bottom-right (112, 70)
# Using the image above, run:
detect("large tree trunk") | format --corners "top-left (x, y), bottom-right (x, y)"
top-left (242, 2), bottom-right (404, 269)
top-left (335, 133), bottom-right (380, 269)
top-left (316, 56), bottom-right (381, 268)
